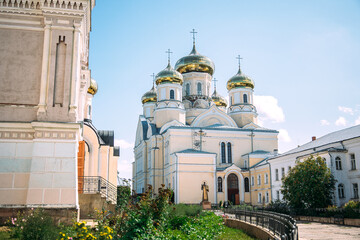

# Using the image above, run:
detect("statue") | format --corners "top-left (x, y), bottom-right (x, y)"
top-left (201, 182), bottom-right (209, 202)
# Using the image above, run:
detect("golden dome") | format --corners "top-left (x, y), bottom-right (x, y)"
top-left (175, 45), bottom-right (215, 76)
top-left (88, 78), bottom-right (98, 95)
top-left (155, 63), bottom-right (183, 85)
top-left (211, 89), bottom-right (227, 107)
top-left (141, 86), bottom-right (157, 104)
top-left (226, 68), bottom-right (254, 90)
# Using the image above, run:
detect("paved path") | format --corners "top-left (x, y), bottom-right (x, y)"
top-left (298, 221), bottom-right (360, 240)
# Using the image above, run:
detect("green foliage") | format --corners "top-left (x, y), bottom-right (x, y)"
top-left (170, 204), bottom-right (203, 218)
top-left (281, 155), bottom-right (336, 209)
top-left (265, 200), bottom-right (290, 214)
top-left (116, 179), bottom-right (131, 211)
top-left (344, 200), bottom-right (360, 210)
top-left (216, 225), bottom-right (256, 240)
top-left (8, 209), bottom-right (58, 240)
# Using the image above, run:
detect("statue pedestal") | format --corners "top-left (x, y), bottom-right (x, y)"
top-left (201, 201), bottom-right (211, 210)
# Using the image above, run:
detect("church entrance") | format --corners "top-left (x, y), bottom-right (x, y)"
top-left (227, 173), bottom-right (239, 205)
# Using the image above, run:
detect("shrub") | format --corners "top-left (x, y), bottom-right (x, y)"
top-left (9, 208), bottom-right (58, 240)
top-left (170, 204), bottom-right (202, 217)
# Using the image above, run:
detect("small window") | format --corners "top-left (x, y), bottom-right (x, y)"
top-left (275, 169), bottom-right (279, 181)
top-left (170, 89), bottom-right (175, 99)
top-left (335, 157), bottom-right (342, 170)
top-left (353, 183), bottom-right (359, 199)
top-left (258, 193), bottom-right (262, 203)
top-left (221, 142), bottom-right (226, 163)
top-left (227, 142), bottom-right (232, 163)
top-left (197, 82), bottom-right (202, 95)
top-left (281, 168), bottom-right (285, 178)
top-left (338, 184), bottom-right (345, 199)
top-left (350, 154), bottom-right (356, 170)
top-left (276, 190), bottom-right (280, 200)
top-left (257, 175), bottom-right (261, 185)
top-left (243, 94), bottom-right (248, 103)
top-left (244, 160), bottom-right (248, 169)
top-left (251, 176), bottom-right (254, 186)
top-left (185, 83), bottom-right (190, 96)
top-left (265, 173), bottom-right (269, 184)
top-left (265, 192), bottom-right (269, 203)
top-left (217, 177), bottom-right (223, 192)
top-left (244, 177), bottom-right (249, 192)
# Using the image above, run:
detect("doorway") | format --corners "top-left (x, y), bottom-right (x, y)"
top-left (227, 173), bottom-right (239, 205)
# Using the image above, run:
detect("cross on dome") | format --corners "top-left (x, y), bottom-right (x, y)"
top-left (166, 49), bottom-right (173, 64)
top-left (212, 77), bottom-right (218, 90)
top-left (150, 73), bottom-right (155, 87)
top-left (190, 28), bottom-right (197, 46)
top-left (236, 55), bottom-right (243, 69)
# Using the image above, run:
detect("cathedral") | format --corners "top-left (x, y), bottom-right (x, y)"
top-left (133, 34), bottom-right (279, 206)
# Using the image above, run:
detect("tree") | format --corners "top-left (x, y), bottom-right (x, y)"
top-left (281, 155), bottom-right (336, 209)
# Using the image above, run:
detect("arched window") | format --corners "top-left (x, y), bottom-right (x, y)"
top-left (170, 89), bottom-right (175, 99)
top-left (197, 82), bottom-right (202, 95)
top-left (221, 142), bottom-right (226, 163)
top-left (335, 157), bottom-right (342, 170)
top-left (243, 94), bottom-right (248, 103)
top-left (338, 184), bottom-right (345, 198)
top-left (185, 83), bottom-right (190, 96)
top-left (217, 177), bottom-right (223, 192)
top-left (244, 177), bottom-right (249, 192)
top-left (227, 142), bottom-right (232, 163)
top-left (257, 175), bottom-right (261, 185)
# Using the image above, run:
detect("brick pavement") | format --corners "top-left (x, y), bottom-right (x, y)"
top-left (298, 221), bottom-right (360, 240)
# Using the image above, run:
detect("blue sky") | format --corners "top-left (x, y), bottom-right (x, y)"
top-left (88, 0), bottom-right (360, 180)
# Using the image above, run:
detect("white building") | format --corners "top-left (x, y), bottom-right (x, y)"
top-left (133, 38), bottom-right (279, 206)
top-left (269, 125), bottom-right (360, 206)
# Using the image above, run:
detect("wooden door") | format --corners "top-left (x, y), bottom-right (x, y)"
top-left (77, 141), bottom-right (85, 193)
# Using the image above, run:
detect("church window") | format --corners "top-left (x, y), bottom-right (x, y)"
top-left (217, 177), bottom-right (223, 192)
top-left (251, 176), bottom-right (254, 186)
top-left (275, 169), bottom-right (279, 181)
top-left (265, 173), bottom-right (269, 184)
top-left (257, 175), bottom-right (261, 185)
top-left (265, 192), bottom-right (269, 203)
top-left (350, 153), bottom-right (356, 170)
top-left (197, 82), bottom-right (202, 95)
top-left (338, 184), bottom-right (345, 199)
top-left (281, 167), bottom-right (285, 178)
top-left (335, 157), bottom-right (342, 170)
top-left (244, 177), bottom-right (249, 192)
top-left (221, 142), bottom-right (226, 163)
top-left (227, 143), bottom-right (232, 163)
top-left (258, 193), bottom-right (262, 203)
top-left (88, 105), bottom-right (91, 116)
top-left (170, 89), bottom-right (175, 99)
top-left (353, 183), bottom-right (359, 199)
top-left (276, 190), bottom-right (280, 200)
top-left (185, 83), bottom-right (190, 96)
top-left (243, 94), bottom-right (248, 103)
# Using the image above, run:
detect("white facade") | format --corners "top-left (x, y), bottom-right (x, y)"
top-left (269, 125), bottom-right (360, 206)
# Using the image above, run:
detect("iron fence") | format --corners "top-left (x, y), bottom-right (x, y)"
top-left (79, 176), bottom-right (117, 204)
top-left (224, 208), bottom-right (298, 240)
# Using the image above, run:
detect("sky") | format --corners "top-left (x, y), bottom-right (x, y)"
top-left (88, 0), bottom-right (360, 181)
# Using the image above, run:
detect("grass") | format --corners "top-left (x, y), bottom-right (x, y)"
top-left (216, 226), bottom-right (257, 240)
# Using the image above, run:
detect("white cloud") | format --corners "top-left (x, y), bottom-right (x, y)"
top-left (338, 106), bottom-right (354, 115)
top-left (253, 95), bottom-right (285, 124)
top-left (114, 139), bottom-right (134, 149)
top-left (355, 116), bottom-right (360, 125)
top-left (278, 129), bottom-right (291, 143)
top-left (335, 117), bottom-right (347, 126)
top-left (320, 119), bottom-right (330, 126)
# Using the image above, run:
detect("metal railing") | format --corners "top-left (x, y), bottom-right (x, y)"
top-left (224, 208), bottom-right (298, 240)
top-left (78, 176), bottom-right (117, 204)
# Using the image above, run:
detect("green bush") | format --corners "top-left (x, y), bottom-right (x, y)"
top-left (9, 209), bottom-right (58, 240)
top-left (170, 203), bottom-right (203, 217)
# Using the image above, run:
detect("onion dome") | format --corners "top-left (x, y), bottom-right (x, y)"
top-left (175, 45), bottom-right (215, 76)
top-left (155, 63), bottom-right (183, 85)
top-left (141, 85), bottom-right (157, 104)
top-left (226, 67), bottom-right (254, 90)
top-left (211, 89), bottom-right (227, 107)
top-left (87, 78), bottom-right (98, 95)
